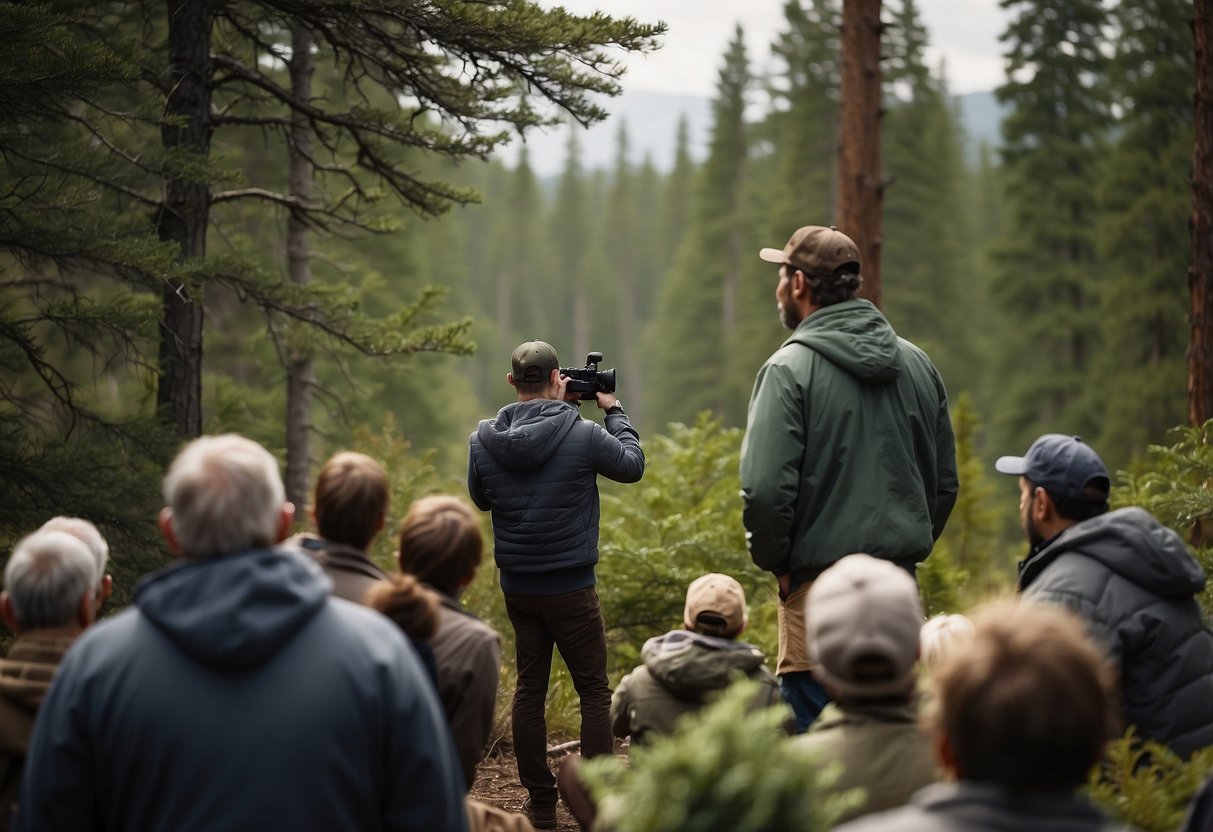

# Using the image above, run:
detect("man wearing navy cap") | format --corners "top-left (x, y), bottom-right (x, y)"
top-left (996, 434), bottom-right (1213, 757)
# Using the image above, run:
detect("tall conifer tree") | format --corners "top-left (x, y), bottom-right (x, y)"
top-left (643, 27), bottom-right (752, 427)
top-left (1093, 0), bottom-right (1192, 464)
top-left (991, 0), bottom-right (1111, 450)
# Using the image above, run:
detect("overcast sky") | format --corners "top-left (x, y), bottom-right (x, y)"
top-left (547, 0), bottom-right (1012, 97)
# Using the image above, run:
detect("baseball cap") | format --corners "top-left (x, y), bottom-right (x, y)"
top-left (994, 434), bottom-right (1110, 501)
top-left (684, 573), bottom-right (747, 637)
top-left (511, 340), bottom-right (560, 384)
top-left (806, 554), bottom-right (922, 698)
top-left (758, 225), bottom-right (861, 277)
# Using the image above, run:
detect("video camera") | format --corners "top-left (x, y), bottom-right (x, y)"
top-left (559, 351), bottom-right (617, 401)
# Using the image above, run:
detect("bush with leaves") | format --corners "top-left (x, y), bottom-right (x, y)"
top-left (1115, 420), bottom-right (1213, 614)
top-left (596, 413), bottom-right (774, 675)
top-left (579, 679), bottom-right (860, 832)
top-left (1088, 731), bottom-right (1213, 832)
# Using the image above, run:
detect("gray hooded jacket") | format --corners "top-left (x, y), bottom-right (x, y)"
top-left (468, 399), bottom-right (643, 596)
top-left (17, 547), bottom-right (468, 832)
top-left (610, 630), bottom-right (780, 745)
top-left (1019, 506), bottom-right (1213, 758)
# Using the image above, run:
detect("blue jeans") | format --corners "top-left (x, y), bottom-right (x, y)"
top-left (779, 670), bottom-right (832, 733)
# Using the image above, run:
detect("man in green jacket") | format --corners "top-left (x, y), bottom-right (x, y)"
top-left (741, 225), bottom-right (958, 731)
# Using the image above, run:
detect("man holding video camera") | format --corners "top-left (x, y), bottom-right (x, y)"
top-left (468, 340), bottom-right (644, 829)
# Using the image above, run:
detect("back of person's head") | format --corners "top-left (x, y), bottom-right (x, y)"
top-left (510, 340), bottom-right (560, 396)
top-left (313, 452), bottom-right (389, 550)
top-left (683, 573), bottom-right (748, 638)
top-left (4, 530), bottom-right (97, 630)
top-left (995, 434), bottom-right (1110, 522)
top-left (806, 554), bottom-right (923, 700)
top-left (363, 573), bottom-right (441, 642)
top-left (40, 516), bottom-right (109, 585)
top-left (162, 434), bottom-right (286, 559)
top-left (920, 613), bottom-right (975, 671)
top-left (396, 496), bottom-right (482, 598)
top-left (931, 599), bottom-right (1115, 792)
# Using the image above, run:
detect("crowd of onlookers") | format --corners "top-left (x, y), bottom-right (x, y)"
top-left (4, 223), bottom-right (1213, 830)
top-left (1, 430), bottom-right (1211, 831)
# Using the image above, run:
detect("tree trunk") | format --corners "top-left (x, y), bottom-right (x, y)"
top-left (285, 25), bottom-right (316, 510)
top-left (156, 0), bottom-right (214, 439)
top-left (1190, 0), bottom-right (1213, 427)
top-left (837, 0), bottom-right (884, 308)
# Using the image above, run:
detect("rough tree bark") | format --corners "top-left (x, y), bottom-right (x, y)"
top-left (156, 0), bottom-right (214, 439)
top-left (837, 0), bottom-right (884, 308)
top-left (1190, 0), bottom-right (1213, 427)
top-left (285, 25), bottom-right (316, 510)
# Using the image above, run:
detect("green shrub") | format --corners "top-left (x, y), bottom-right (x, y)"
top-left (580, 679), bottom-right (861, 832)
top-left (1089, 732), bottom-right (1213, 832)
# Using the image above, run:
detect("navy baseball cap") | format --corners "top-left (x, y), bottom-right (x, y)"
top-left (995, 434), bottom-right (1110, 501)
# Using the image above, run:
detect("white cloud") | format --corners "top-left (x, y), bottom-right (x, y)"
top-left (544, 0), bottom-right (1011, 97)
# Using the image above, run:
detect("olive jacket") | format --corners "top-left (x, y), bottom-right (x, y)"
top-left (741, 300), bottom-right (958, 582)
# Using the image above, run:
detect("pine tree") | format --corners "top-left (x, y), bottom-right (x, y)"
top-left (1093, 0), bottom-right (1193, 467)
top-left (644, 26), bottom-right (753, 427)
top-left (990, 0), bottom-right (1111, 452)
top-left (880, 0), bottom-right (970, 391)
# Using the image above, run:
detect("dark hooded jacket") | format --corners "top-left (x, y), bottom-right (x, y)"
top-left (17, 547), bottom-right (468, 832)
top-left (468, 400), bottom-right (644, 596)
top-left (1018, 507), bottom-right (1213, 758)
top-left (833, 782), bottom-right (1132, 832)
top-left (740, 300), bottom-right (958, 581)
top-left (610, 630), bottom-right (781, 746)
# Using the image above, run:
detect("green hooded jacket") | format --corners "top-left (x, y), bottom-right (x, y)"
top-left (740, 300), bottom-right (958, 582)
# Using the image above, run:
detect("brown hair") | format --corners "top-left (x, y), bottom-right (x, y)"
top-left (929, 599), bottom-right (1116, 792)
top-left (363, 574), bottom-right (440, 642)
top-left (313, 452), bottom-right (389, 550)
top-left (397, 496), bottom-right (483, 597)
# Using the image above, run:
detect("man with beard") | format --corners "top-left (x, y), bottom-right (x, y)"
top-left (996, 434), bottom-right (1213, 757)
top-left (740, 225), bottom-right (958, 732)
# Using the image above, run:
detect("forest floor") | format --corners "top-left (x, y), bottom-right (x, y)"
top-left (470, 740), bottom-right (616, 832)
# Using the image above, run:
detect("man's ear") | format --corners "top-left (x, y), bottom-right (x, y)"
top-left (456, 567), bottom-right (478, 592)
top-left (507, 372), bottom-right (517, 388)
top-left (77, 590), bottom-right (96, 629)
top-left (0, 593), bottom-right (18, 635)
top-left (275, 503), bottom-right (296, 543)
top-left (1033, 486), bottom-right (1056, 523)
top-left (158, 507), bottom-right (183, 557)
top-left (98, 574), bottom-right (113, 607)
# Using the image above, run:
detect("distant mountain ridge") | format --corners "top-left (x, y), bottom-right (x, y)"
top-left (497, 89), bottom-right (1005, 177)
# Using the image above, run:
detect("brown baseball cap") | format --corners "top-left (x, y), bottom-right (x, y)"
top-left (759, 225), bottom-right (861, 276)
top-left (511, 340), bottom-right (559, 383)
top-left (806, 554), bottom-right (922, 698)
top-left (684, 573), bottom-right (747, 637)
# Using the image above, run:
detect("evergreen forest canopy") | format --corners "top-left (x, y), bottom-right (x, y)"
top-left (0, 0), bottom-right (1199, 595)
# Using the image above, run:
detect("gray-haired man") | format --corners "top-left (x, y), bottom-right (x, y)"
top-left (0, 529), bottom-right (100, 829)
top-left (18, 433), bottom-right (468, 832)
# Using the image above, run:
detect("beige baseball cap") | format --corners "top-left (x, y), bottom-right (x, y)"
top-left (806, 554), bottom-right (923, 698)
top-left (684, 573), bottom-right (747, 637)
top-left (759, 225), bottom-right (861, 277)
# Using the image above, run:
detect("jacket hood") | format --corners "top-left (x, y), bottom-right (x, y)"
top-left (784, 299), bottom-right (901, 383)
top-left (1023, 507), bottom-right (1205, 597)
top-left (475, 400), bottom-right (580, 471)
top-left (135, 546), bottom-right (331, 670)
top-left (642, 630), bottom-right (766, 701)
